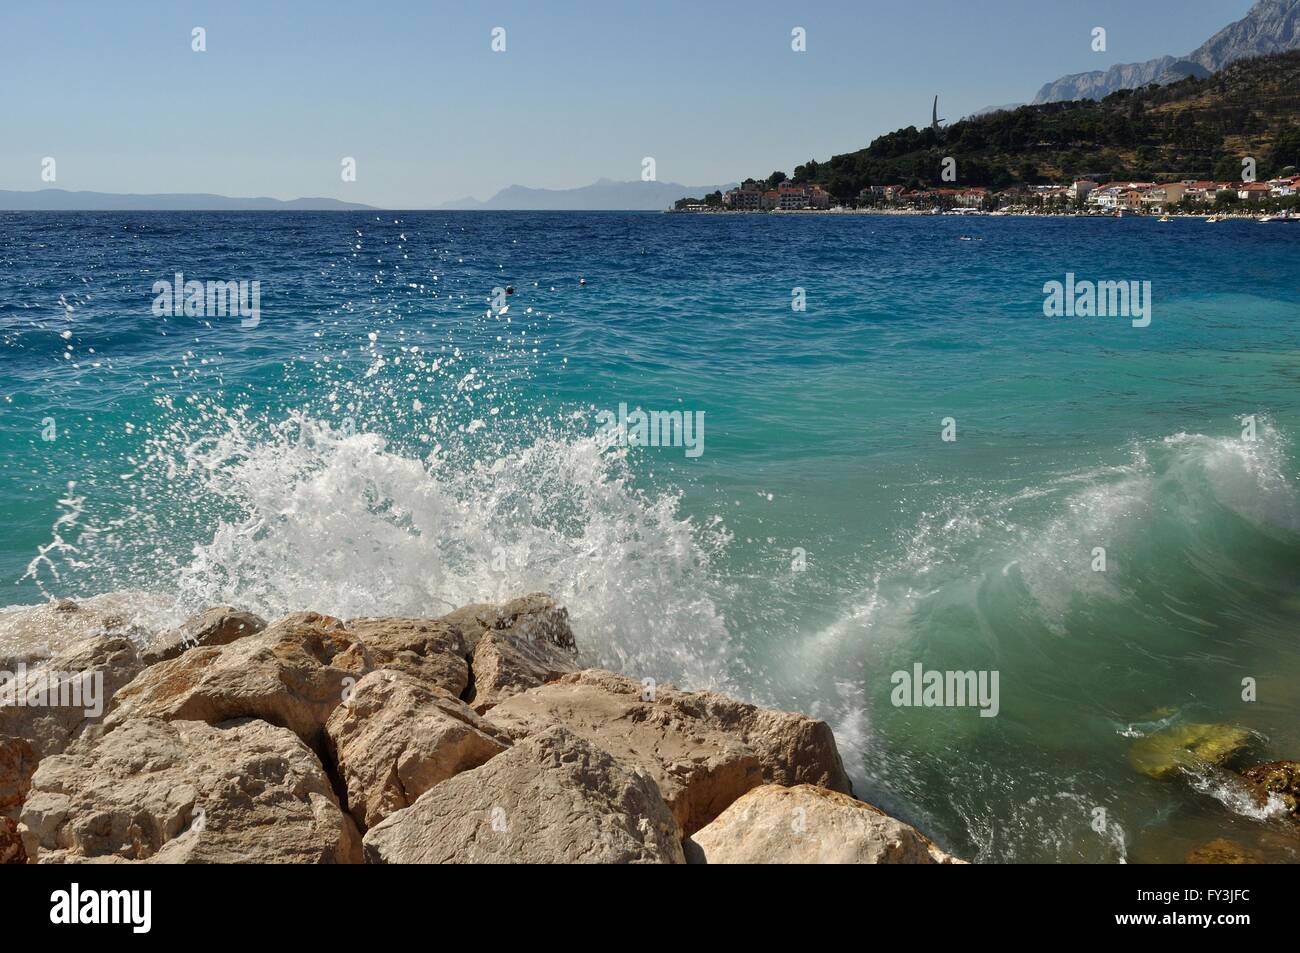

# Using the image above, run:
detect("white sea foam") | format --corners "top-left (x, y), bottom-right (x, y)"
top-left (1186, 769), bottom-right (1290, 823)
top-left (150, 411), bottom-right (739, 693)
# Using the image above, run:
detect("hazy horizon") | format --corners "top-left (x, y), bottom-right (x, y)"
top-left (0, 0), bottom-right (1252, 207)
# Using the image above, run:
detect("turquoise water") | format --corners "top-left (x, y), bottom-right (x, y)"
top-left (3, 211), bottom-right (1299, 862)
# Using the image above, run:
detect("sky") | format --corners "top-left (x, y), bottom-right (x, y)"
top-left (0, 0), bottom-right (1255, 208)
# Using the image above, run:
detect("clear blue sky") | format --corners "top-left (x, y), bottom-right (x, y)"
top-left (0, 0), bottom-right (1253, 207)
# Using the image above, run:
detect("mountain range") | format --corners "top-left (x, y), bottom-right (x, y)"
top-left (1031, 0), bottom-right (1300, 103)
top-left (0, 189), bottom-right (374, 211)
top-left (0, 180), bottom-right (736, 212)
top-left (435, 178), bottom-right (735, 211)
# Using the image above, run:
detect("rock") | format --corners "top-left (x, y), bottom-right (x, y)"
top-left (1239, 760), bottom-right (1300, 820)
top-left (706, 695), bottom-right (855, 793)
top-left (466, 629), bottom-right (579, 713)
top-left (362, 726), bottom-right (683, 864)
top-left (1128, 723), bottom-right (1252, 780)
top-left (325, 670), bottom-right (509, 830)
top-left (141, 607), bottom-right (265, 666)
top-left (0, 736), bottom-right (37, 864)
top-left (438, 592), bottom-right (575, 654)
top-left (0, 634), bottom-right (143, 866)
top-left (104, 612), bottom-right (370, 751)
top-left (486, 670), bottom-right (852, 834)
top-left (685, 784), bottom-right (962, 864)
top-left (343, 618), bottom-right (469, 697)
top-left (0, 634), bottom-right (143, 759)
top-left (0, 592), bottom-right (167, 669)
top-left (1186, 838), bottom-right (1263, 864)
top-left (19, 717), bottom-right (360, 864)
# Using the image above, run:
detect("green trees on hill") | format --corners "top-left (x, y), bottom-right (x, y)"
top-left (736, 52), bottom-right (1300, 200)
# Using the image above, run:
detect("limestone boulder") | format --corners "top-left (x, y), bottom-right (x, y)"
top-left (343, 618), bottom-right (469, 697)
top-left (0, 736), bottom-right (37, 864)
top-left (104, 612), bottom-right (369, 750)
top-left (0, 633), bottom-right (143, 866)
top-left (141, 607), bottom-right (265, 666)
top-left (362, 725), bottom-right (683, 864)
top-left (0, 634), bottom-right (142, 759)
top-left (486, 670), bottom-right (851, 834)
top-left (438, 592), bottom-right (575, 654)
top-left (326, 669), bottom-right (509, 830)
top-left (685, 784), bottom-right (963, 864)
top-left (466, 630), bottom-right (579, 713)
top-left (0, 592), bottom-right (168, 669)
top-left (19, 717), bottom-right (360, 864)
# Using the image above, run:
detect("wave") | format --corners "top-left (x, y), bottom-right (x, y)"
top-left (782, 420), bottom-right (1300, 857)
top-left (17, 384), bottom-right (1299, 861)
top-left (803, 418), bottom-right (1300, 671)
top-left (20, 403), bottom-right (737, 695)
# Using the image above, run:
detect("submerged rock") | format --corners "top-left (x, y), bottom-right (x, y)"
top-left (326, 669), bottom-right (508, 830)
top-left (486, 669), bottom-right (852, 834)
top-left (141, 606), bottom-right (265, 666)
top-left (362, 725), bottom-right (684, 864)
top-left (20, 717), bottom-right (360, 864)
top-left (104, 611), bottom-right (369, 751)
top-left (685, 784), bottom-right (962, 864)
top-left (1185, 838), bottom-right (1262, 864)
top-left (1128, 723), bottom-right (1252, 780)
top-left (1238, 760), bottom-right (1300, 820)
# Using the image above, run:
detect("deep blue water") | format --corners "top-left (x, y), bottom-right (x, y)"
top-left (2, 210), bottom-right (1299, 861)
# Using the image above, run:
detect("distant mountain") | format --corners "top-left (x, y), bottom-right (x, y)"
top-left (437, 178), bottom-right (736, 211)
top-left (0, 189), bottom-right (375, 211)
top-left (1033, 58), bottom-right (1212, 104)
top-left (1031, 0), bottom-right (1300, 103)
top-left (966, 102), bottom-right (1024, 119)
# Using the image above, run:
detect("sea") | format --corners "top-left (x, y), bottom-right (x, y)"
top-left (2, 210), bottom-right (1298, 862)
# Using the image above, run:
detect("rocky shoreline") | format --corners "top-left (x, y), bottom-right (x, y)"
top-left (0, 593), bottom-right (961, 864)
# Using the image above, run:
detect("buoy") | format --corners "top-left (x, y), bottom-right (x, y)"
top-left (579, 277), bottom-right (587, 286)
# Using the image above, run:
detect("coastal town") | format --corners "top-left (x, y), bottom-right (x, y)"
top-left (675, 174), bottom-right (1300, 217)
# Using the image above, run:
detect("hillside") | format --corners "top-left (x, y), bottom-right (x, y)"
top-left (769, 51), bottom-right (1300, 200)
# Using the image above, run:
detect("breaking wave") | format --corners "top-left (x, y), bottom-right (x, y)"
top-left (20, 400), bottom-right (737, 694)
